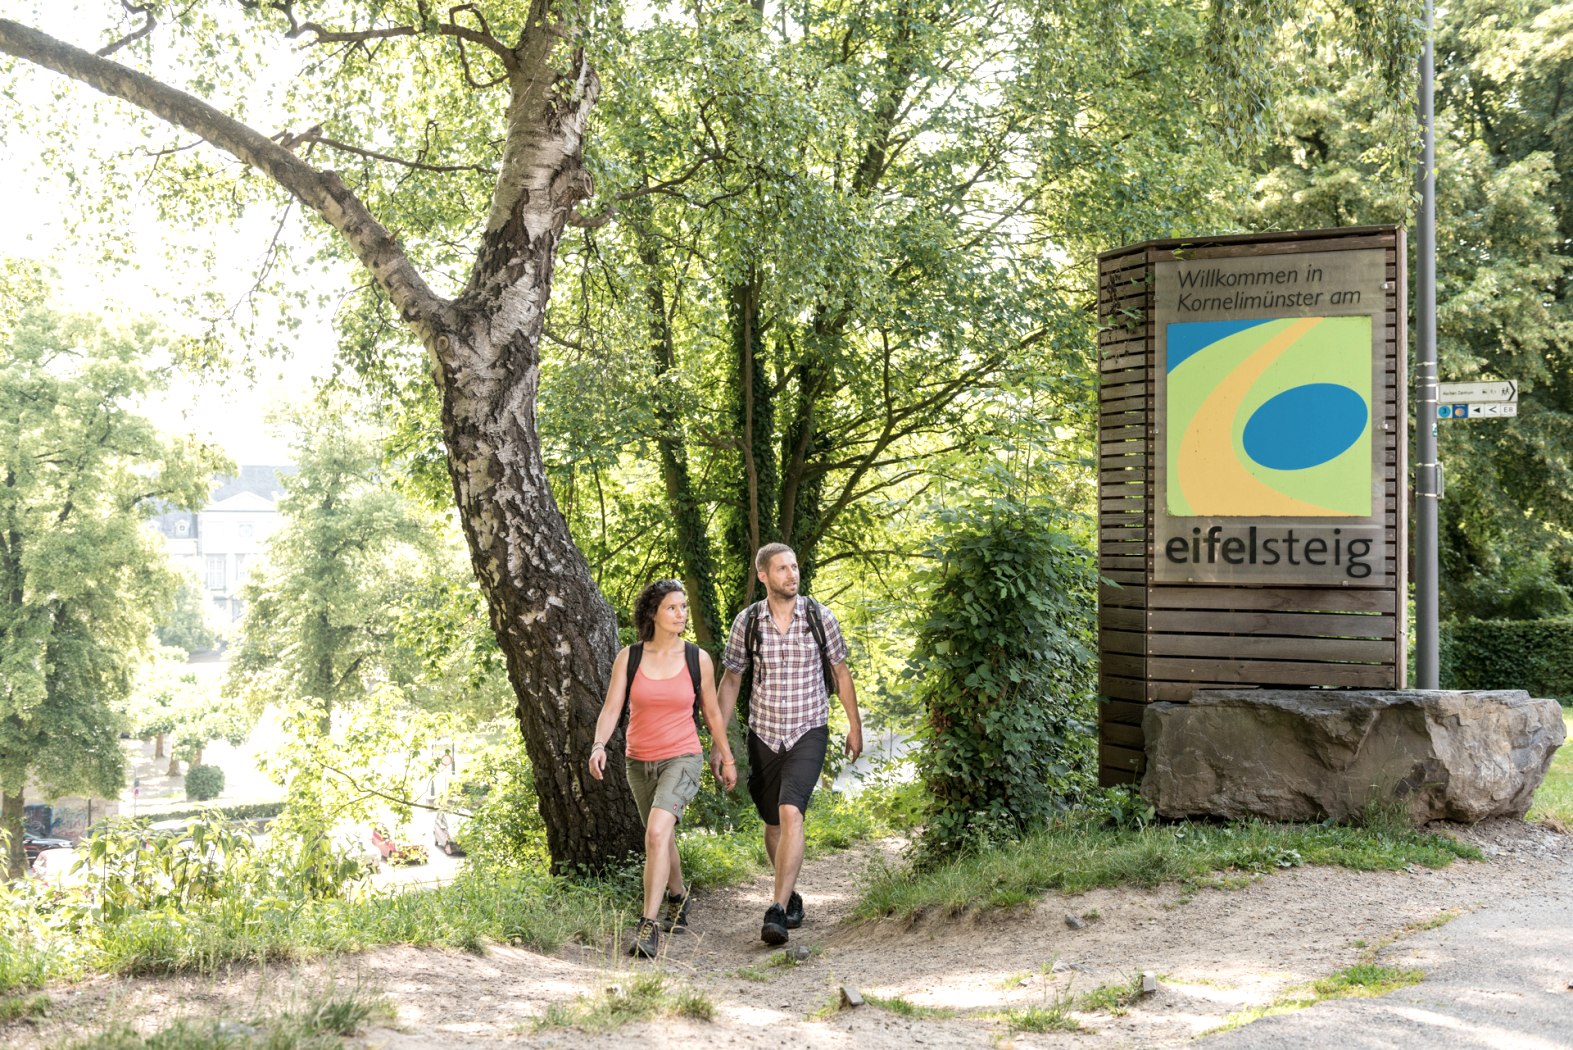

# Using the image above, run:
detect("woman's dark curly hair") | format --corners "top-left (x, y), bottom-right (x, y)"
top-left (633, 579), bottom-right (685, 641)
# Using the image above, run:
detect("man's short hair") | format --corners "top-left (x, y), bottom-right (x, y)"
top-left (754, 543), bottom-right (795, 574)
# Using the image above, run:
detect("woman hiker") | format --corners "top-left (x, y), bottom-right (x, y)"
top-left (588, 578), bottom-right (737, 958)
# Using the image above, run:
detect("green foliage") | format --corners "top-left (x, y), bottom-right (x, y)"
top-left (1441, 618), bottom-right (1573, 700)
top-left (1245, 0), bottom-right (1573, 618)
top-left (909, 505), bottom-right (1097, 859)
top-left (154, 571), bottom-right (219, 655)
top-left (0, 277), bottom-right (226, 873)
top-left (856, 814), bottom-right (1481, 922)
top-left (183, 765), bottom-right (224, 802)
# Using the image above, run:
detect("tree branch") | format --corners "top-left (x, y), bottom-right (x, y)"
top-left (96, 0), bottom-right (156, 58)
top-left (0, 18), bottom-right (450, 334)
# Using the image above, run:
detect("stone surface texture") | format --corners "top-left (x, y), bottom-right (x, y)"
top-left (1140, 689), bottom-right (1566, 824)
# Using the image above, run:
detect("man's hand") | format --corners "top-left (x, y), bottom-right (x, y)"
top-left (709, 749), bottom-right (727, 781)
top-left (845, 725), bottom-right (863, 763)
top-left (718, 761), bottom-right (737, 791)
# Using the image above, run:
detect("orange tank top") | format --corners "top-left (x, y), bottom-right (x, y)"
top-left (626, 664), bottom-right (702, 761)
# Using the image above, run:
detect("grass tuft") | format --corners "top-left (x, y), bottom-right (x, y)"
top-left (537, 972), bottom-right (713, 1032)
top-left (1077, 973), bottom-right (1144, 1016)
top-left (864, 994), bottom-right (956, 1019)
top-left (857, 814), bottom-right (1481, 922)
top-left (997, 1003), bottom-right (1082, 1033)
top-left (0, 992), bottom-right (50, 1023)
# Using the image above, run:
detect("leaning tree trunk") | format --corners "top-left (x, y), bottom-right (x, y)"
top-left (0, 13), bottom-right (646, 872)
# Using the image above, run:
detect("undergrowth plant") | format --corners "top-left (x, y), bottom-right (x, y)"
top-left (907, 504), bottom-right (1098, 861)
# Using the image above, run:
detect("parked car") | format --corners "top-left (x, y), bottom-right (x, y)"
top-left (31, 846), bottom-right (85, 888)
top-left (23, 831), bottom-right (72, 864)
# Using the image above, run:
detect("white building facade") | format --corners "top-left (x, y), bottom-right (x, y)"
top-left (154, 466), bottom-right (293, 628)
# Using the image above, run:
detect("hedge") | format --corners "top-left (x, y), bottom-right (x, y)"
top-left (1441, 618), bottom-right (1573, 702)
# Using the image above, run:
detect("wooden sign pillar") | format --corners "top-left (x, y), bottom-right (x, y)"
top-left (1096, 227), bottom-right (1409, 786)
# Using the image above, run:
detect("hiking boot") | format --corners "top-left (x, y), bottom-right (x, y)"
top-left (761, 903), bottom-right (789, 945)
top-left (663, 889), bottom-right (691, 933)
top-left (784, 891), bottom-right (804, 930)
top-left (629, 917), bottom-right (661, 959)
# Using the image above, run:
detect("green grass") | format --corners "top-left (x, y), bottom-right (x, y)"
top-left (537, 972), bottom-right (714, 1032)
top-left (59, 990), bottom-right (390, 1049)
top-left (1206, 963), bottom-right (1422, 1035)
top-left (1077, 973), bottom-right (1144, 1016)
top-left (864, 994), bottom-right (956, 1019)
top-left (94, 868), bottom-right (627, 978)
top-left (0, 992), bottom-right (50, 1023)
top-left (855, 814), bottom-right (1482, 922)
top-left (996, 1003), bottom-right (1082, 1033)
top-left (1527, 709), bottom-right (1573, 829)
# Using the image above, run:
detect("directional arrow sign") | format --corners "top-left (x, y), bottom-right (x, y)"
top-left (1438, 380), bottom-right (1517, 402)
top-left (1438, 401), bottom-right (1518, 420)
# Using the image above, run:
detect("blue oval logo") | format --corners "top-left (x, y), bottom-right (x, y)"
top-left (1242, 384), bottom-right (1368, 471)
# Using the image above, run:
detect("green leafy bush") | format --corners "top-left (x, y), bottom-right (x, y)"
top-left (1441, 618), bottom-right (1573, 702)
top-left (183, 764), bottom-right (224, 801)
top-left (908, 505), bottom-right (1098, 860)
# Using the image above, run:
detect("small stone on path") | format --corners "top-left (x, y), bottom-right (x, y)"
top-left (840, 985), bottom-right (864, 1008)
top-left (1065, 912), bottom-right (1085, 929)
top-left (1141, 972), bottom-right (1158, 995)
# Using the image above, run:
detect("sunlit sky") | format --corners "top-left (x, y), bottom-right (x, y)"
top-left (1, 4), bottom-right (341, 467)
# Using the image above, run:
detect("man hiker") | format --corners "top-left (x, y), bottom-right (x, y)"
top-left (714, 543), bottom-right (863, 945)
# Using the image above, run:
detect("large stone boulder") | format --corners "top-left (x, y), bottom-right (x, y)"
top-left (1141, 689), bottom-right (1566, 824)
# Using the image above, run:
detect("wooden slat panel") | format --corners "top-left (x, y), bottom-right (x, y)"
top-left (1103, 395), bottom-right (1149, 414)
top-left (1101, 569), bottom-right (1146, 585)
top-left (1147, 609), bottom-right (1396, 639)
top-left (1100, 628), bottom-right (1146, 655)
top-left (1100, 555), bottom-right (1147, 573)
top-left (1098, 676), bottom-right (1147, 703)
top-left (1100, 583), bottom-right (1146, 607)
top-left (1099, 605), bottom-right (1145, 630)
top-left (1102, 652), bottom-right (1146, 677)
top-left (1146, 657), bottom-right (1398, 687)
top-left (1146, 634), bottom-right (1396, 663)
top-left (1147, 587), bottom-right (1397, 613)
top-left (1099, 721), bottom-right (1145, 749)
top-left (1099, 744), bottom-right (1145, 776)
top-left (1099, 540), bottom-right (1146, 557)
top-left (1099, 696), bottom-right (1148, 726)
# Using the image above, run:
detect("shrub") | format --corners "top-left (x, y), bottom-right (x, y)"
top-left (183, 764), bottom-right (224, 801)
top-left (908, 504), bottom-right (1098, 860)
top-left (1441, 618), bottom-right (1573, 702)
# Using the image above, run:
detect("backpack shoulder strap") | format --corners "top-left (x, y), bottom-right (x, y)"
top-left (804, 599), bottom-right (838, 697)
top-left (684, 641), bottom-right (702, 727)
top-left (621, 642), bottom-right (644, 716)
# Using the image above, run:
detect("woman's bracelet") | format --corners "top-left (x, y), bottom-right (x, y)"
top-left (721, 759), bottom-right (735, 767)
top-left (590, 742), bottom-right (606, 753)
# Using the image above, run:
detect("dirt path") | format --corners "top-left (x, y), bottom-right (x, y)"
top-left (5, 819), bottom-right (1569, 1049)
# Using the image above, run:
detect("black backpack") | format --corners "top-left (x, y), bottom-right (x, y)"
top-left (621, 641), bottom-right (704, 734)
top-left (737, 598), bottom-right (837, 727)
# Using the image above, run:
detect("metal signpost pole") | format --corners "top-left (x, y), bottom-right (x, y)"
top-left (1415, 0), bottom-right (1440, 688)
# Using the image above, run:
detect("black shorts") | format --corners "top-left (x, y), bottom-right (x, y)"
top-left (747, 725), bottom-right (829, 826)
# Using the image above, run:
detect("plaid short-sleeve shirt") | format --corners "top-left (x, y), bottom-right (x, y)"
top-left (722, 596), bottom-right (849, 751)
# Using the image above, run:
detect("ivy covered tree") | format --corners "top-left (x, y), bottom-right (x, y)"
top-left (1244, 0), bottom-right (1573, 620)
top-left (0, 268), bottom-right (219, 879)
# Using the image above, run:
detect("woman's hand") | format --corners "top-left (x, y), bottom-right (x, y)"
top-left (588, 746), bottom-right (607, 780)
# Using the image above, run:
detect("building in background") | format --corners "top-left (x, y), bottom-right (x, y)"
top-left (153, 466), bottom-right (294, 629)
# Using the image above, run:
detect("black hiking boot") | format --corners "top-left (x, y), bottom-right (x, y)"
top-left (629, 917), bottom-right (661, 959)
top-left (761, 903), bottom-right (789, 945)
top-left (663, 889), bottom-right (691, 933)
top-left (784, 891), bottom-right (804, 930)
